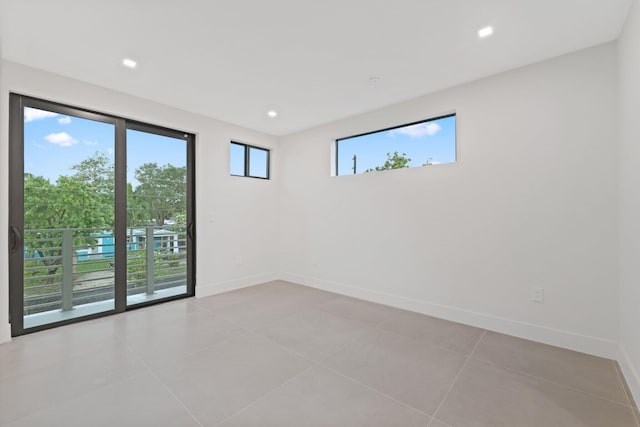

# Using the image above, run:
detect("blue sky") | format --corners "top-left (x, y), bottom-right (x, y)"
top-left (336, 115), bottom-right (456, 175)
top-left (24, 107), bottom-right (186, 187)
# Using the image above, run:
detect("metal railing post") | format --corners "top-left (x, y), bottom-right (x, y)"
top-left (61, 229), bottom-right (74, 311)
top-left (146, 226), bottom-right (155, 295)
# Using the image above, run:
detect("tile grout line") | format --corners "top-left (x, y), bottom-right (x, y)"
top-left (196, 289), bottom-right (488, 423)
top-left (472, 356), bottom-right (634, 409)
top-left (194, 295), bottom-right (376, 366)
top-left (314, 303), bottom-right (488, 363)
top-left (195, 288), bottom-right (634, 424)
top-left (221, 316), bottom-right (322, 364)
top-left (374, 321), bottom-right (486, 360)
top-left (0, 326), bottom-right (124, 383)
top-left (614, 360), bottom-right (640, 427)
top-left (195, 289), bottom-right (484, 362)
top-left (219, 299), bottom-right (466, 420)
top-left (0, 325), bottom-right (145, 424)
top-left (251, 326), bottom-right (362, 365)
top-left (318, 364), bottom-right (432, 418)
top-left (196, 287), bottom-right (629, 403)
top-left (115, 339), bottom-right (205, 427)
top-left (108, 314), bottom-right (244, 371)
top-left (223, 305), bottom-right (435, 419)
top-left (430, 329), bottom-right (487, 423)
top-left (212, 362), bottom-right (320, 427)
top-left (144, 374), bottom-right (205, 427)
top-left (0, 339), bottom-right (143, 426)
top-left (428, 416), bottom-right (455, 427)
top-left (158, 302), bottom-right (315, 363)
top-left (115, 300), bottom-right (320, 427)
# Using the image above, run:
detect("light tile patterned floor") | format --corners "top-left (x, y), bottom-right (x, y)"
top-left (0, 280), bottom-right (637, 426)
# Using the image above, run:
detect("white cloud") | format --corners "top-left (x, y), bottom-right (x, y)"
top-left (58, 116), bottom-right (72, 124)
top-left (24, 107), bottom-right (58, 122)
top-left (45, 132), bottom-right (78, 147)
top-left (106, 148), bottom-right (114, 155)
top-left (83, 140), bottom-right (99, 146)
top-left (390, 122), bottom-right (442, 138)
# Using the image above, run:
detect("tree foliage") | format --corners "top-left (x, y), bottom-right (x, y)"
top-left (365, 151), bottom-right (411, 173)
top-left (23, 154), bottom-right (189, 281)
top-left (126, 182), bottom-right (148, 227)
top-left (171, 212), bottom-right (187, 233)
top-left (71, 151), bottom-right (114, 197)
top-left (23, 154), bottom-right (187, 283)
top-left (24, 171), bottom-right (112, 280)
top-left (133, 163), bottom-right (186, 226)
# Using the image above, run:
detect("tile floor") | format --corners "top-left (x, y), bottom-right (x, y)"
top-left (0, 280), bottom-right (638, 426)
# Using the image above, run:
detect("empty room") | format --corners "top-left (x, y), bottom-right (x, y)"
top-left (1, 0), bottom-right (639, 426)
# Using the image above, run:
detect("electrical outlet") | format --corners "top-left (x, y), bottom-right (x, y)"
top-left (531, 286), bottom-right (544, 303)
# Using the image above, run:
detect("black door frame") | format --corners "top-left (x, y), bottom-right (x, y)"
top-left (8, 93), bottom-right (196, 336)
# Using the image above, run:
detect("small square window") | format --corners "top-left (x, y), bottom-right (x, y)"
top-left (230, 142), bottom-right (270, 179)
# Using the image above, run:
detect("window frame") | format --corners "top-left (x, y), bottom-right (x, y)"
top-left (8, 93), bottom-right (196, 337)
top-left (334, 113), bottom-right (456, 176)
top-left (230, 141), bottom-right (270, 180)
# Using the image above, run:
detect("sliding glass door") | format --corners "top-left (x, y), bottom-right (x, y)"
top-left (12, 99), bottom-right (117, 330)
top-left (8, 94), bottom-right (195, 336)
top-left (125, 125), bottom-right (192, 307)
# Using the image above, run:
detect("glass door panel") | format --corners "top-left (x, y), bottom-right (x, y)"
top-left (21, 105), bottom-right (116, 329)
top-left (125, 128), bottom-right (189, 306)
top-left (9, 95), bottom-right (195, 336)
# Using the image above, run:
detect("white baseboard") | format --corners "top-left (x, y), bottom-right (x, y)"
top-left (279, 272), bottom-right (619, 360)
top-left (196, 272), bottom-right (279, 298)
top-left (619, 346), bottom-right (640, 408)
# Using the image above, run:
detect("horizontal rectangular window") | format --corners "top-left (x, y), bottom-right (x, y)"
top-left (230, 141), bottom-right (270, 179)
top-left (335, 114), bottom-right (456, 176)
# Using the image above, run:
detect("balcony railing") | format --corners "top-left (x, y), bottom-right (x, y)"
top-left (23, 226), bottom-right (187, 315)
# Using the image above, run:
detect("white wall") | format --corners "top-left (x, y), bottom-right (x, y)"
top-left (618, 0), bottom-right (640, 406)
top-left (0, 61), bottom-right (280, 343)
top-left (278, 43), bottom-right (620, 358)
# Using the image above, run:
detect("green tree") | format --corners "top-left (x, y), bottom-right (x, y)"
top-left (71, 151), bottom-right (114, 197)
top-left (133, 163), bottom-right (186, 226)
top-left (24, 173), bottom-right (112, 281)
top-left (24, 173), bottom-right (111, 231)
top-left (23, 155), bottom-right (186, 286)
top-left (171, 212), bottom-right (187, 233)
top-left (365, 151), bottom-right (411, 172)
top-left (126, 182), bottom-right (148, 226)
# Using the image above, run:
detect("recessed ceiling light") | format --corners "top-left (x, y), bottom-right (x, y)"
top-left (267, 110), bottom-right (278, 118)
top-left (478, 26), bottom-right (494, 39)
top-left (122, 58), bottom-right (137, 69)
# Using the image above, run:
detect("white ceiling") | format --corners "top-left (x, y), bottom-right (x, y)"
top-left (0, 0), bottom-right (632, 136)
